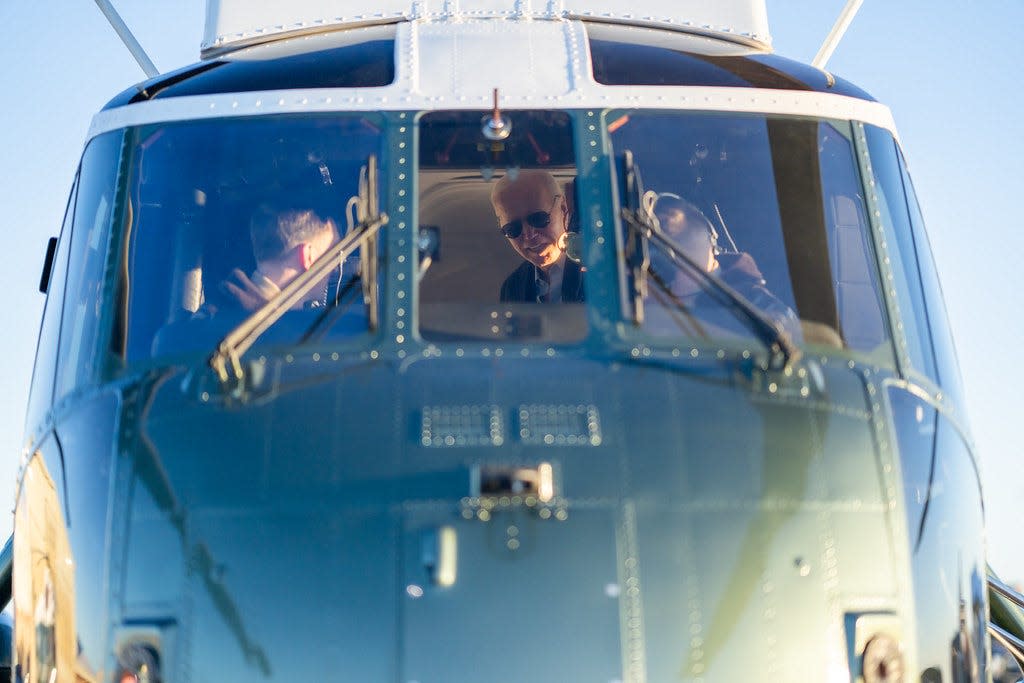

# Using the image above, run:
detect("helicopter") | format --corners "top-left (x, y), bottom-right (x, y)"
top-left (3, 0), bottom-right (1024, 681)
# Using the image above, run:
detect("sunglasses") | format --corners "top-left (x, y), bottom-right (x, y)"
top-left (500, 195), bottom-right (562, 239)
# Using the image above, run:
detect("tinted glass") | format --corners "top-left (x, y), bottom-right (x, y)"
top-left (55, 131), bottom-right (124, 400)
top-left (25, 179), bottom-right (78, 428)
top-left (416, 111), bottom-right (585, 343)
top-left (106, 25), bottom-right (397, 108)
top-left (114, 115), bottom-right (384, 365)
top-left (610, 111), bottom-right (891, 362)
top-left (587, 23), bottom-right (872, 99)
top-left (865, 125), bottom-right (938, 383)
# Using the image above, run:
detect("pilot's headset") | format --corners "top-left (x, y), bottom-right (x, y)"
top-left (644, 191), bottom-right (723, 255)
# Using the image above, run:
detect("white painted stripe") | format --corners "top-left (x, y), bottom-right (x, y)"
top-left (87, 86), bottom-right (898, 141)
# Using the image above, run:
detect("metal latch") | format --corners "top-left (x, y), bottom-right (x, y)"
top-left (461, 463), bottom-right (567, 522)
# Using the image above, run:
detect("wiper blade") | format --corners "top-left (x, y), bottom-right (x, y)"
top-left (621, 207), bottom-right (801, 372)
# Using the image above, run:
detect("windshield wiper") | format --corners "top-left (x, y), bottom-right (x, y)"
top-left (619, 151), bottom-right (800, 373)
top-left (209, 155), bottom-right (388, 388)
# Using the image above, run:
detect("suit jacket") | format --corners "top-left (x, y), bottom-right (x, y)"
top-left (499, 259), bottom-right (585, 303)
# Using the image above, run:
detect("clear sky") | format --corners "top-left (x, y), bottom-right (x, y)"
top-left (0, 1), bottom-right (1021, 584)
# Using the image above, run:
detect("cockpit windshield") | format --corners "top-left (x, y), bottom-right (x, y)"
top-left (102, 108), bottom-right (894, 372)
top-left (608, 111), bottom-right (891, 362)
top-left (115, 114), bottom-right (383, 363)
top-left (416, 110), bottom-right (586, 343)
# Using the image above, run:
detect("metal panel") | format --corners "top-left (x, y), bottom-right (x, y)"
top-left (203, 0), bottom-right (772, 55)
top-left (412, 19), bottom-right (575, 98)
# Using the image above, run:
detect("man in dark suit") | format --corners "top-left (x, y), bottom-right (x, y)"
top-left (490, 170), bottom-right (583, 303)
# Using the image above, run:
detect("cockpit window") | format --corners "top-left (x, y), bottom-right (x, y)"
top-left (586, 23), bottom-right (872, 100)
top-left (114, 114), bottom-right (384, 365)
top-left (609, 111), bottom-right (892, 363)
top-left (416, 110), bottom-right (586, 343)
top-left (106, 25), bottom-right (397, 108)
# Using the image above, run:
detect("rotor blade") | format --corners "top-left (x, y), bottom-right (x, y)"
top-left (812, 0), bottom-right (864, 70)
top-left (93, 0), bottom-right (159, 77)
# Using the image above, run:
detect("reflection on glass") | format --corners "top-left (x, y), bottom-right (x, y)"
top-left (609, 111), bottom-right (892, 364)
top-left (113, 115), bottom-right (384, 366)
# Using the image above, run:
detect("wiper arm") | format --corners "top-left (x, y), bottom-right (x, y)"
top-left (621, 207), bottom-right (801, 372)
top-left (209, 155), bottom-right (387, 388)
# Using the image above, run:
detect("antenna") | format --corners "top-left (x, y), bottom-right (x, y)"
top-left (811, 0), bottom-right (864, 70)
top-left (93, 0), bottom-right (159, 78)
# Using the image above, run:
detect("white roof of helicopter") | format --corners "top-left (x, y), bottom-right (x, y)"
top-left (202, 0), bottom-right (773, 56)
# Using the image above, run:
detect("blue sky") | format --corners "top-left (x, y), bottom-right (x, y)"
top-left (0, 1), bottom-right (1020, 584)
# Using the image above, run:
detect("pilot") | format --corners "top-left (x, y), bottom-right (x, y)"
top-left (220, 205), bottom-right (341, 312)
top-left (153, 206), bottom-right (345, 355)
top-left (646, 193), bottom-right (800, 338)
top-left (490, 170), bottom-right (584, 303)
